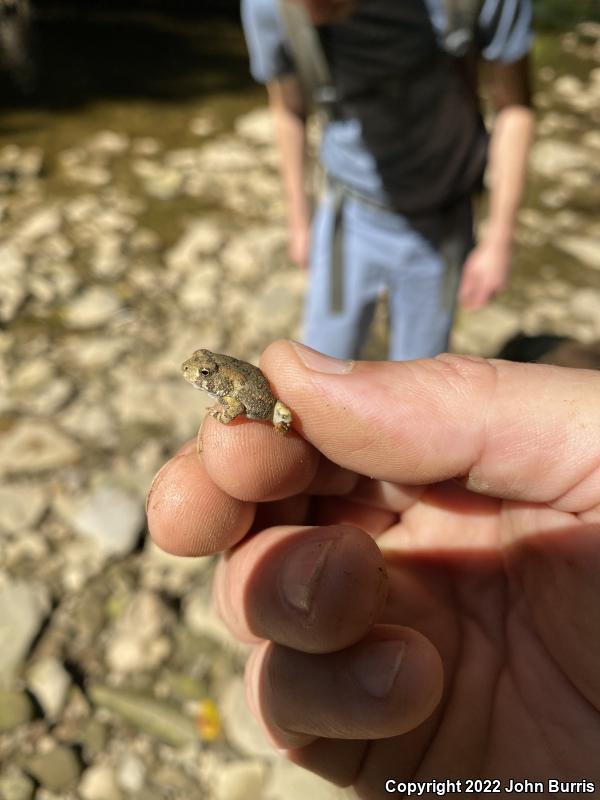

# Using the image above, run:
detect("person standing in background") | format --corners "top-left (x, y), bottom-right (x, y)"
top-left (241, 0), bottom-right (535, 360)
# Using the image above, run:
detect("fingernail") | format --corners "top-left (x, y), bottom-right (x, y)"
top-left (279, 538), bottom-right (335, 614)
top-left (290, 341), bottom-right (354, 374)
top-left (352, 640), bottom-right (406, 699)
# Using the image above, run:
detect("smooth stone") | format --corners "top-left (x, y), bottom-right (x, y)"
top-left (27, 657), bottom-right (72, 721)
top-left (142, 168), bottom-right (183, 200)
top-left (220, 226), bottom-right (286, 282)
top-left (38, 232), bottom-right (73, 259)
top-left (165, 220), bottom-right (224, 272)
top-left (165, 147), bottom-right (200, 171)
top-left (79, 718), bottom-right (109, 761)
top-left (0, 484), bottom-right (48, 534)
top-left (0, 576), bottom-right (51, 687)
top-left (215, 760), bottom-right (267, 800)
top-left (0, 767), bottom-right (36, 800)
top-left (58, 485), bottom-right (144, 557)
top-left (54, 536), bottom-right (108, 592)
top-left (529, 139), bottom-right (587, 178)
top-left (105, 591), bottom-right (172, 673)
top-left (557, 236), bottom-right (600, 270)
top-left (0, 280), bottom-right (27, 323)
top-left (132, 136), bottom-right (161, 156)
top-left (9, 358), bottom-right (71, 408)
top-left (115, 754), bottom-right (146, 793)
top-left (539, 187), bottom-right (571, 210)
top-left (189, 116), bottom-right (217, 137)
top-left (59, 400), bottom-right (118, 449)
top-left (582, 130), bottom-right (600, 149)
top-left (90, 234), bottom-right (125, 278)
top-left (18, 377), bottom-right (74, 416)
top-left (62, 286), bottom-right (122, 329)
top-left (16, 207), bottom-right (62, 243)
top-left (197, 137), bottom-right (258, 171)
top-left (576, 21), bottom-right (600, 41)
top-left (143, 539), bottom-right (214, 579)
top-left (181, 171), bottom-right (213, 198)
top-left (131, 157), bottom-right (158, 179)
top-left (114, 377), bottom-right (203, 441)
top-left (0, 144), bottom-right (43, 180)
top-left (553, 74), bottom-right (583, 98)
top-left (151, 764), bottom-right (200, 795)
top-left (65, 164), bottom-right (112, 186)
top-left (569, 288), bottom-right (600, 324)
top-left (220, 678), bottom-right (275, 758)
top-left (64, 193), bottom-right (99, 222)
top-left (184, 588), bottom-right (248, 657)
top-left (128, 227), bottom-right (161, 253)
top-left (0, 420), bottom-right (79, 477)
top-left (88, 685), bottom-right (198, 747)
top-left (93, 208), bottom-right (135, 233)
top-left (58, 334), bottom-right (130, 370)
top-left (452, 304), bottom-right (521, 358)
top-left (23, 745), bottom-right (82, 792)
top-left (266, 760), bottom-right (349, 800)
top-left (0, 689), bottom-right (35, 732)
top-left (58, 146), bottom-right (86, 168)
top-left (234, 107), bottom-right (274, 146)
top-left (177, 271), bottom-right (218, 316)
top-left (87, 130), bottom-right (130, 155)
top-left (31, 260), bottom-right (80, 301)
top-left (79, 765), bottom-right (124, 800)
top-left (244, 274), bottom-right (303, 336)
top-left (3, 531), bottom-right (49, 568)
top-left (0, 242), bottom-right (26, 279)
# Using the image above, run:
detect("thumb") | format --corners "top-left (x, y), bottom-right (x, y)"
top-left (261, 341), bottom-right (600, 510)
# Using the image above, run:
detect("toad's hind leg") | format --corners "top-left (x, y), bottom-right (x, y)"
top-left (273, 400), bottom-right (292, 434)
top-left (208, 396), bottom-right (245, 424)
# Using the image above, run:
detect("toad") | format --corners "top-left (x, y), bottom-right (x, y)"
top-left (181, 349), bottom-right (293, 434)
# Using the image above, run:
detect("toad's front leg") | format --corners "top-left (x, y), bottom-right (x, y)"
top-left (208, 395), bottom-right (245, 425)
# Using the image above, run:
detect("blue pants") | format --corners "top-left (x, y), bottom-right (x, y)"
top-left (303, 190), bottom-right (474, 361)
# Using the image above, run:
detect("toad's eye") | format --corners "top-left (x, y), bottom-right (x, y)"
top-left (201, 368), bottom-right (210, 376)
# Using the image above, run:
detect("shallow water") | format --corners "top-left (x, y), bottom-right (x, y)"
top-left (0, 9), bottom-right (263, 242)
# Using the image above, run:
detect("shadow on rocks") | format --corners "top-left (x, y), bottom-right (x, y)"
top-left (495, 333), bottom-right (600, 369)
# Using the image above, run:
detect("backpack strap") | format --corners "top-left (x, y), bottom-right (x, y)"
top-left (441, 0), bottom-right (485, 56)
top-left (277, 0), bottom-right (337, 116)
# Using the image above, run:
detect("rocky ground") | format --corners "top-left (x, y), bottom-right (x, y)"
top-left (1, 21), bottom-right (600, 800)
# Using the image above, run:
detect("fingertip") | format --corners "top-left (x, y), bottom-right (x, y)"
top-left (146, 451), bottom-right (256, 556)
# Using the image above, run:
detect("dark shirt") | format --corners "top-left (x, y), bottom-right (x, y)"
top-left (241, 0), bottom-right (532, 214)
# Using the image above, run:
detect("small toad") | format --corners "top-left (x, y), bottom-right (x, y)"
top-left (181, 349), bottom-right (293, 434)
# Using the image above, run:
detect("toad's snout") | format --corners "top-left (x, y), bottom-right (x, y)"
top-left (181, 360), bottom-right (199, 382)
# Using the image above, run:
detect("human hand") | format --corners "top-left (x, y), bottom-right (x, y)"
top-left (458, 236), bottom-right (512, 311)
top-left (147, 341), bottom-right (600, 798)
